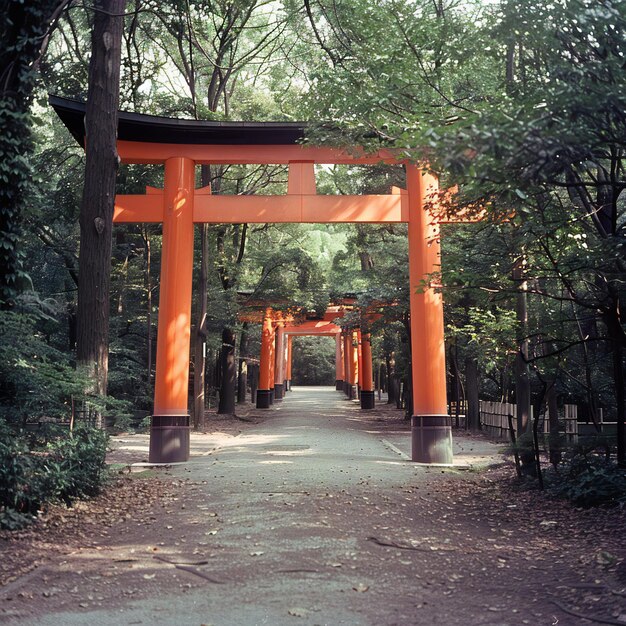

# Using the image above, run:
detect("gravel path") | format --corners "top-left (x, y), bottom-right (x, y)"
top-left (1, 386), bottom-right (624, 625)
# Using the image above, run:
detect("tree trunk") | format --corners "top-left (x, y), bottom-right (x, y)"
top-left (513, 256), bottom-right (531, 436)
top-left (142, 225), bottom-right (153, 385)
top-left (193, 218), bottom-right (209, 429)
top-left (218, 327), bottom-right (236, 414)
top-left (237, 322), bottom-right (249, 404)
top-left (466, 356), bottom-right (480, 430)
top-left (249, 363), bottom-right (259, 404)
top-left (76, 0), bottom-right (125, 418)
top-left (450, 343), bottom-right (461, 428)
top-left (547, 381), bottom-right (561, 468)
top-left (386, 351), bottom-right (396, 405)
top-left (604, 298), bottom-right (625, 467)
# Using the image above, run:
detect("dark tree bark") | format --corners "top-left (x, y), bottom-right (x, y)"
top-left (386, 351), bottom-right (397, 405)
top-left (249, 363), bottom-right (258, 404)
top-left (193, 220), bottom-right (209, 429)
top-left (237, 321), bottom-right (249, 404)
top-left (513, 256), bottom-right (531, 436)
top-left (605, 298), bottom-right (626, 467)
top-left (76, 0), bottom-right (125, 405)
top-left (218, 327), bottom-right (236, 414)
top-left (465, 356), bottom-right (480, 430)
top-left (450, 343), bottom-right (462, 428)
top-left (547, 381), bottom-right (561, 468)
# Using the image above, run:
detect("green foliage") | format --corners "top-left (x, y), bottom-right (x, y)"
top-left (546, 453), bottom-right (626, 509)
top-left (0, 1), bottom-right (64, 302)
top-left (0, 298), bottom-right (85, 423)
top-left (291, 336), bottom-right (336, 386)
top-left (0, 421), bottom-right (109, 530)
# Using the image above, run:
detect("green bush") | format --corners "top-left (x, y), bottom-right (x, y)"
top-left (48, 425), bottom-right (109, 503)
top-left (0, 422), bottom-right (109, 530)
top-left (546, 453), bottom-right (626, 508)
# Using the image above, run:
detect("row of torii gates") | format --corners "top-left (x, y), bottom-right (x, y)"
top-left (52, 95), bottom-right (472, 467)
top-left (244, 304), bottom-right (377, 409)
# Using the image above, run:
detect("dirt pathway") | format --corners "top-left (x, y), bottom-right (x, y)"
top-left (1, 387), bottom-right (624, 625)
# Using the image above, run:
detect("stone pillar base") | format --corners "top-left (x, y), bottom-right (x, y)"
top-left (256, 390), bottom-right (271, 409)
top-left (335, 379), bottom-right (344, 391)
top-left (348, 385), bottom-right (358, 400)
top-left (149, 415), bottom-right (190, 463)
top-left (343, 381), bottom-right (351, 396)
top-left (269, 388), bottom-right (275, 404)
top-left (411, 415), bottom-right (453, 464)
top-left (274, 383), bottom-right (284, 400)
top-left (360, 390), bottom-right (375, 409)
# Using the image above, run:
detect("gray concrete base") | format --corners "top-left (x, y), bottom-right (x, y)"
top-left (411, 414), bottom-right (453, 465)
top-left (360, 390), bottom-right (375, 409)
top-left (148, 414), bottom-right (190, 463)
top-left (274, 383), bottom-right (284, 400)
top-left (256, 389), bottom-right (271, 409)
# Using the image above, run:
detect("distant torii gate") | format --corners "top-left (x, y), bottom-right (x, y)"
top-left (251, 307), bottom-right (376, 410)
top-left (51, 95), bottom-right (465, 466)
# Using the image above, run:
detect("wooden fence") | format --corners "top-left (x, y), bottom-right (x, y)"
top-left (477, 401), bottom-right (611, 443)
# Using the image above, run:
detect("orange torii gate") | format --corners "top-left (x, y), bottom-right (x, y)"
top-left (51, 95), bottom-right (466, 466)
top-left (253, 305), bottom-right (376, 409)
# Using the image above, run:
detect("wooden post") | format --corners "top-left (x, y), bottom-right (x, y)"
top-left (335, 332), bottom-right (344, 390)
top-left (356, 329), bottom-right (363, 399)
top-left (269, 322), bottom-right (276, 404)
top-left (349, 330), bottom-right (359, 400)
top-left (285, 334), bottom-right (293, 391)
top-left (406, 164), bottom-right (452, 464)
top-left (256, 310), bottom-right (273, 408)
top-left (343, 333), bottom-right (351, 397)
top-left (150, 157), bottom-right (195, 463)
top-left (274, 323), bottom-right (285, 399)
top-left (360, 333), bottom-right (375, 409)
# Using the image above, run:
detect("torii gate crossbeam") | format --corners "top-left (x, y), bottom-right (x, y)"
top-left (51, 95), bottom-right (454, 466)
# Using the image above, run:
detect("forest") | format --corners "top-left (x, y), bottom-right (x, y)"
top-left (1, 0), bottom-right (625, 529)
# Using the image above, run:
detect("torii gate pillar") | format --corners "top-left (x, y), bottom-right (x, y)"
top-left (407, 164), bottom-right (452, 464)
top-left (149, 157), bottom-right (195, 463)
top-left (274, 323), bottom-right (285, 400)
top-left (360, 333), bottom-right (375, 409)
top-left (335, 333), bottom-right (344, 390)
top-left (285, 335), bottom-right (293, 391)
top-left (257, 310), bottom-right (274, 408)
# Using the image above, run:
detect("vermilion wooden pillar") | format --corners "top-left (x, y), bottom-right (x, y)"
top-left (343, 333), bottom-right (351, 397)
top-left (349, 330), bottom-right (359, 400)
top-left (360, 333), bottom-right (375, 409)
top-left (286, 335), bottom-right (293, 391)
top-left (256, 310), bottom-right (273, 408)
top-left (274, 323), bottom-right (285, 399)
top-left (335, 332), bottom-right (344, 390)
top-left (406, 164), bottom-right (452, 464)
top-left (150, 157), bottom-right (195, 463)
top-left (268, 323), bottom-right (276, 404)
top-left (356, 329), bottom-right (363, 399)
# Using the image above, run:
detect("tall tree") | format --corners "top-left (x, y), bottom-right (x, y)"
top-left (76, 0), bottom-right (126, 406)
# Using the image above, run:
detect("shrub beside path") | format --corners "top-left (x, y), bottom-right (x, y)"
top-left (1, 386), bottom-right (624, 625)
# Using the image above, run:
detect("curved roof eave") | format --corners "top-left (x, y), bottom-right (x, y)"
top-left (49, 95), bottom-right (311, 146)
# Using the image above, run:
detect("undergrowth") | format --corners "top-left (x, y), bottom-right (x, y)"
top-left (0, 420), bottom-right (109, 530)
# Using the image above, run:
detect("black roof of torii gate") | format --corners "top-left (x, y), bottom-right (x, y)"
top-left (49, 95), bottom-right (308, 146)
